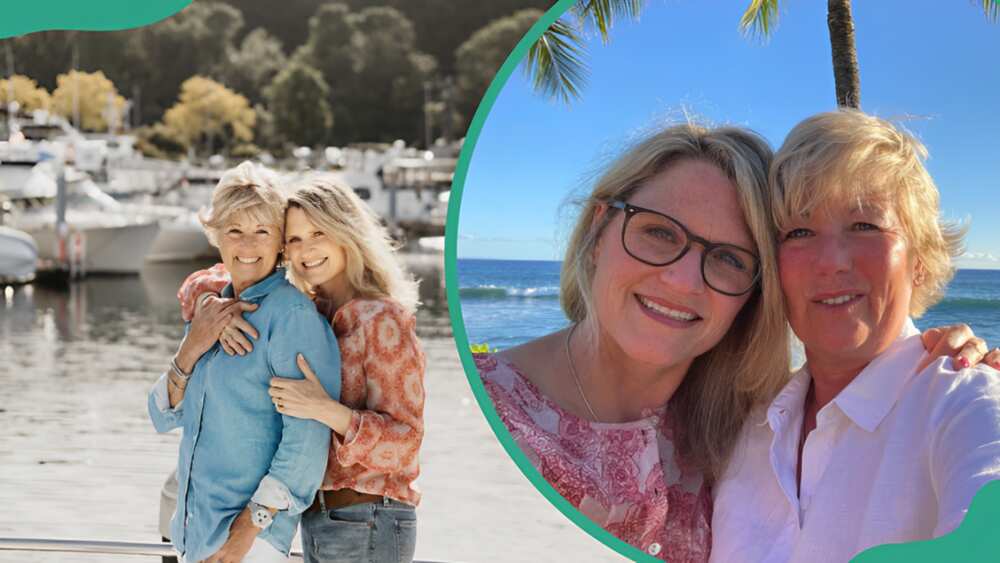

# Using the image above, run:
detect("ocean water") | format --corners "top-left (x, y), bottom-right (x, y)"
top-left (457, 258), bottom-right (1000, 353)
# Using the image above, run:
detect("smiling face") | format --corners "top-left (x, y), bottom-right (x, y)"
top-left (217, 208), bottom-right (283, 293)
top-left (778, 198), bottom-right (917, 369)
top-left (284, 206), bottom-right (349, 298)
top-left (589, 158), bottom-right (756, 370)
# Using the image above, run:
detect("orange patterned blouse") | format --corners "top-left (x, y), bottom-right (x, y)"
top-left (178, 265), bottom-right (425, 506)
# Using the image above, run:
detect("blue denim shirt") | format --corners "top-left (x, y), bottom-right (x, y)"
top-left (148, 268), bottom-right (341, 562)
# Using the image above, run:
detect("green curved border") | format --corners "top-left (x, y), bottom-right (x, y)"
top-left (444, 0), bottom-right (655, 560)
top-left (0, 1), bottom-right (191, 39)
top-left (852, 480), bottom-right (1000, 562)
top-left (443, 2), bottom-right (1000, 561)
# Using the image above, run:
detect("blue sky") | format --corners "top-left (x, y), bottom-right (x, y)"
top-left (457, 0), bottom-right (1000, 268)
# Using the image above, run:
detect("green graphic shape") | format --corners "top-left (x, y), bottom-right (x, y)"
top-left (0, 1), bottom-right (190, 39)
top-left (853, 479), bottom-right (1000, 562)
top-left (443, 0), bottom-right (1000, 561)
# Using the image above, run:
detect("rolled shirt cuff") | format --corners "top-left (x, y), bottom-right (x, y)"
top-left (152, 371), bottom-right (183, 412)
top-left (251, 475), bottom-right (293, 511)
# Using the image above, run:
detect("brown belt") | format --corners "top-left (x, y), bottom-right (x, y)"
top-left (308, 489), bottom-right (383, 513)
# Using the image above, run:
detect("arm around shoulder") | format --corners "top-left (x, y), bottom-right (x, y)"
top-left (177, 262), bottom-right (230, 322)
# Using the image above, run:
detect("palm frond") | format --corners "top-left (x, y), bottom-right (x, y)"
top-left (982, 0), bottom-right (1000, 23)
top-left (574, 0), bottom-right (645, 44)
top-left (524, 18), bottom-right (590, 103)
top-left (740, 0), bottom-right (781, 40)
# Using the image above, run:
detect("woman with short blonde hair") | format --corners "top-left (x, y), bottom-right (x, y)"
top-left (177, 173), bottom-right (425, 563)
top-left (199, 162), bottom-right (287, 247)
top-left (150, 161), bottom-right (342, 563)
top-left (711, 110), bottom-right (1000, 562)
top-left (769, 109), bottom-right (965, 316)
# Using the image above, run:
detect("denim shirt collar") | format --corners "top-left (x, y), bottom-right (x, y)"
top-left (221, 267), bottom-right (287, 302)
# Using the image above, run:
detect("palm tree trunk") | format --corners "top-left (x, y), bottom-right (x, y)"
top-left (827, 0), bottom-right (860, 108)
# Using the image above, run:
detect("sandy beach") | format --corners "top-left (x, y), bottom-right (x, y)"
top-left (0, 274), bottom-right (622, 562)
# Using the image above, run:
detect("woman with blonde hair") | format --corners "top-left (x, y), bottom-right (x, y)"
top-left (476, 123), bottom-right (790, 560)
top-left (711, 110), bottom-right (1000, 562)
top-left (177, 173), bottom-right (424, 563)
top-left (149, 162), bottom-right (342, 563)
top-left (472, 121), bottom-right (993, 561)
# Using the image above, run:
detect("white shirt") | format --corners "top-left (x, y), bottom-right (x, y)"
top-left (711, 319), bottom-right (1000, 563)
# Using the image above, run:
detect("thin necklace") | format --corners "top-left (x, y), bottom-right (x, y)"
top-left (565, 323), bottom-right (600, 422)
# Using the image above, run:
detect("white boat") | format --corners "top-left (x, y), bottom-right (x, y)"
top-left (317, 144), bottom-right (454, 238)
top-left (136, 204), bottom-right (217, 263)
top-left (7, 163), bottom-right (161, 274)
top-left (27, 220), bottom-right (160, 274)
top-left (0, 225), bottom-right (37, 282)
top-left (0, 112), bottom-right (80, 199)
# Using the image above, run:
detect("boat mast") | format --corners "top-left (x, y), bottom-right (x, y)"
top-left (72, 44), bottom-right (80, 131)
top-left (4, 43), bottom-right (14, 139)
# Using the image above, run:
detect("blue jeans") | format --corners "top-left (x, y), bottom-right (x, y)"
top-left (300, 497), bottom-right (417, 563)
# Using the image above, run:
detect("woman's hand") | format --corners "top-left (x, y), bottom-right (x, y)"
top-left (271, 354), bottom-right (353, 434)
top-left (177, 297), bottom-right (257, 369)
top-left (201, 506), bottom-right (258, 563)
top-left (919, 323), bottom-right (1000, 372)
top-left (218, 304), bottom-right (260, 357)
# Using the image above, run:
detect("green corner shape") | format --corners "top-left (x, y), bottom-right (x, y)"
top-left (443, 1), bottom-right (1000, 561)
top-left (852, 479), bottom-right (1000, 562)
top-left (0, 1), bottom-right (191, 39)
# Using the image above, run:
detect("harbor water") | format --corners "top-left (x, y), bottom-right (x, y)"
top-left (0, 260), bottom-right (621, 562)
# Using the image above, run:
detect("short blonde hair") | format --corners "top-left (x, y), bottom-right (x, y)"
top-left (200, 161), bottom-right (286, 246)
top-left (285, 175), bottom-right (419, 312)
top-left (561, 123), bottom-right (790, 480)
top-left (770, 110), bottom-right (965, 317)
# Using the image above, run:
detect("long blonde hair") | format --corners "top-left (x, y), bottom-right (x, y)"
top-left (285, 175), bottom-right (419, 312)
top-left (561, 123), bottom-right (790, 481)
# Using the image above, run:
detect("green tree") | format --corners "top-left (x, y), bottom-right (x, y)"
top-left (525, 0), bottom-right (642, 102)
top-left (741, 0), bottom-right (859, 107)
top-left (455, 9), bottom-right (544, 127)
top-left (0, 75), bottom-right (51, 113)
top-left (528, 0), bottom-right (999, 106)
top-left (162, 76), bottom-right (255, 155)
top-left (131, 2), bottom-right (245, 122)
top-left (206, 0), bottom-right (554, 73)
top-left (5, 32), bottom-right (77, 91)
top-left (295, 4), bottom-right (437, 144)
top-left (740, 0), bottom-right (1000, 108)
top-left (265, 61), bottom-right (333, 147)
top-left (51, 70), bottom-right (126, 131)
top-left (342, 0), bottom-right (554, 74)
top-left (217, 28), bottom-right (287, 105)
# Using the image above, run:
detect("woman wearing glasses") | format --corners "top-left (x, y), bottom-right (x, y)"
top-left (472, 123), bottom-right (992, 561)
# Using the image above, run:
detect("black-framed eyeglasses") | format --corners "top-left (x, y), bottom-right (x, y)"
top-left (607, 200), bottom-right (761, 296)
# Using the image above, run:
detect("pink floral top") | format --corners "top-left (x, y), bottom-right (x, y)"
top-left (475, 353), bottom-right (712, 562)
